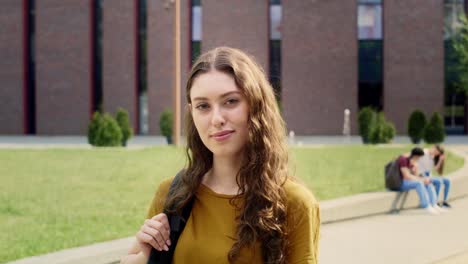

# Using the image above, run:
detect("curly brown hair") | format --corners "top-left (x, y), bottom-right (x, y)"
top-left (164, 47), bottom-right (290, 263)
top-left (434, 144), bottom-right (445, 175)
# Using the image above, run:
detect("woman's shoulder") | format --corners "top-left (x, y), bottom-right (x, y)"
top-left (157, 177), bottom-right (176, 195)
top-left (282, 179), bottom-right (320, 235)
top-left (283, 178), bottom-right (319, 209)
top-left (146, 176), bottom-right (175, 219)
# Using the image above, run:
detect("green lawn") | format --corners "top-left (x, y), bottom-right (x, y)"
top-left (0, 145), bottom-right (464, 262)
top-left (290, 146), bottom-right (463, 199)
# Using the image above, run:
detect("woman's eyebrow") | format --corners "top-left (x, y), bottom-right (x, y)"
top-left (192, 91), bottom-right (241, 102)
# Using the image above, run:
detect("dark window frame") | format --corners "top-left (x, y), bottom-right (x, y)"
top-left (357, 1), bottom-right (383, 111)
top-left (24, 0), bottom-right (36, 134)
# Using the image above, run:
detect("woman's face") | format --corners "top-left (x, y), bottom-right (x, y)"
top-left (189, 70), bottom-right (249, 157)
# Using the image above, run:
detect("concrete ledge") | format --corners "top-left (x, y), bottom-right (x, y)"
top-left (321, 147), bottom-right (468, 223)
top-left (8, 147), bottom-right (468, 264)
top-left (7, 237), bottom-right (133, 264)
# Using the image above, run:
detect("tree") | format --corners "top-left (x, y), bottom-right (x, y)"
top-left (450, 14), bottom-right (468, 131)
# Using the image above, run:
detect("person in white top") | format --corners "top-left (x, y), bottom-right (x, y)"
top-left (416, 145), bottom-right (451, 208)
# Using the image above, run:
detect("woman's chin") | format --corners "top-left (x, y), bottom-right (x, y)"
top-left (209, 146), bottom-right (243, 158)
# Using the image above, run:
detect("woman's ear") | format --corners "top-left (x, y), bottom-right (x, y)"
top-left (187, 104), bottom-right (192, 113)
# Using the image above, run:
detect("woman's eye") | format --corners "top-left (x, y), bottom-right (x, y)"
top-left (225, 98), bottom-right (239, 105)
top-left (195, 103), bottom-right (209, 110)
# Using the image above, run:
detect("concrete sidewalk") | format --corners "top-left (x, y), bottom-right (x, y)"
top-left (7, 238), bottom-right (133, 264)
top-left (320, 197), bottom-right (468, 264)
top-left (0, 136), bottom-right (167, 149)
top-left (435, 250), bottom-right (468, 264)
top-left (2, 135), bottom-right (468, 148)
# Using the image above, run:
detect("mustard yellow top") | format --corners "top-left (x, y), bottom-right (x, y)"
top-left (146, 177), bottom-right (320, 264)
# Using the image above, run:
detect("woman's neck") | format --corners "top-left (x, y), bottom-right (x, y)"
top-left (202, 155), bottom-right (242, 195)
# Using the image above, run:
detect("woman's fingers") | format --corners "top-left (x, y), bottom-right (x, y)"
top-left (141, 224), bottom-right (169, 251)
top-left (151, 214), bottom-right (171, 245)
top-left (136, 230), bottom-right (161, 251)
top-left (145, 218), bottom-right (170, 242)
top-left (152, 213), bottom-right (170, 231)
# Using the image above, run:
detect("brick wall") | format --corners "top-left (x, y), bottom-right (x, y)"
top-left (384, 0), bottom-right (444, 133)
top-left (202, 0), bottom-right (269, 71)
top-left (282, 0), bottom-right (358, 135)
top-left (35, 0), bottom-right (91, 134)
top-left (0, 0), bottom-right (24, 134)
top-left (102, 0), bottom-right (137, 132)
top-left (147, 0), bottom-right (190, 135)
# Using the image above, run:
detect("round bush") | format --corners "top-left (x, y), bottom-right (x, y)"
top-left (424, 112), bottom-right (445, 144)
top-left (94, 113), bottom-right (123, 147)
top-left (408, 110), bottom-right (427, 144)
top-left (358, 107), bottom-right (376, 144)
top-left (383, 121), bottom-right (396, 143)
top-left (159, 109), bottom-right (173, 138)
top-left (87, 111), bottom-right (102, 146)
top-left (370, 112), bottom-right (395, 144)
top-left (116, 108), bottom-right (133, 146)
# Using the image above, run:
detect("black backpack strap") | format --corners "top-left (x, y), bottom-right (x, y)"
top-left (147, 170), bottom-right (194, 264)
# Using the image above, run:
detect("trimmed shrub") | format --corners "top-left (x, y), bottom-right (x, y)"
top-left (424, 112), bottom-right (446, 144)
top-left (94, 113), bottom-right (123, 147)
top-left (383, 121), bottom-right (396, 143)
top-left (159, 109), bottom-right (173, 144)
top-left (407, 110), bottom-right (427, 144)
top-left (115, 108), bottom-right (133, 146)
top-left (358, 107), bottom-right (376, 144)
top-left (369, 112), bottom-right (385, 144)
top-left (369, 112), bottom-right (395, 144)
top-left (87, 111), bottom-right (102, 146)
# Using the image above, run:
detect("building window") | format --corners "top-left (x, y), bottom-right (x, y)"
top-left (92, 0), bottom-right (103, 113)
top-left (444, 0), bottom-right (466, 134)
top-left (137, 0), bottom-right (148, 134)
top-left (24, 0), bottom-right (36, 134)
top-left (445, 0), bottom-right (466, 40)
top-left (269, 1), bottom-right (281, 100)
top-left (358, 3), bottom-right (382, 39)
top-left (191, 0), bottom-right (202, 65)
top-left (358, 0), bottom-right (383, 111)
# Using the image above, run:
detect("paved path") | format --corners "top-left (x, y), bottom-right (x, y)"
top-left (319, 196), bottom-right (468, 264)
top-left (2, 135), bottom-right (468, 148)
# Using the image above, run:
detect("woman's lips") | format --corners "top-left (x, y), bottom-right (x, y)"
top-left (211, 130), bottom-right (234, 141)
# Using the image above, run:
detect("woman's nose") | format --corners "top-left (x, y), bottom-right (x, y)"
top-left (211, 106), bottom-right (226, 127)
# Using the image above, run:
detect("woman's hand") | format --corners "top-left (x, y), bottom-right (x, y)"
top-left (423, 177), bottom-right (431, 185)
top-left (135, 213), bottom-right (171, 257)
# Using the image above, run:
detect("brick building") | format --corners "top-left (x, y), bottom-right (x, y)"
top-left (0, 0), bottom-right (466, 135)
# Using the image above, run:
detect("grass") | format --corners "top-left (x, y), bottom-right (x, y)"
top-left (0, 145), bottom-right (464, 262)
top-left (290, 146), bottom-right (463, 199)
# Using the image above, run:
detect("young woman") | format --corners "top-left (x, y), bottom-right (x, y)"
top-left (121, 47), bottom-right (320, 264)
top-left (417, 145), bottom-right (451, 208)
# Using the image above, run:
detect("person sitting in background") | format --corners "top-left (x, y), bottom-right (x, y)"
top-left (417, 144), bottom-right (451, 208)
top-left (398, 147), bottom-right (443, 215)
